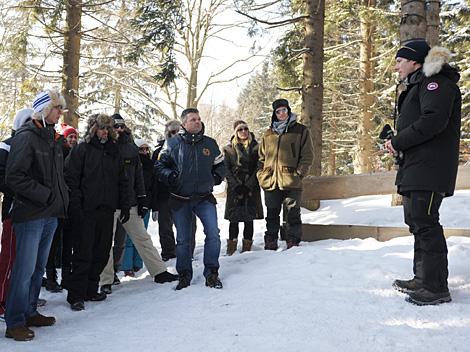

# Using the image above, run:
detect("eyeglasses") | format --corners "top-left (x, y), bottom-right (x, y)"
top-left (237, 127), bottom-right (249, 132)
top-left (114, 124), bottom-right (125, 129)
top-left (275, 108), bottom-right (288, 115)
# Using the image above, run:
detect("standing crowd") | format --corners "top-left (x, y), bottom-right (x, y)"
top-left (0, 93), bottom-right (313, 341)
top-left (0, 40), bottom-right (462, 342)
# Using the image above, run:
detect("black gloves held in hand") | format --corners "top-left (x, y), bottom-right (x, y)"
top-left (119, 208), bottom-right (130, 224)
top-left (137, 197), bottom-right (149, 219)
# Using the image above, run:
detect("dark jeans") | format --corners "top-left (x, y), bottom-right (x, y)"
top-left (403, 190), bottom-right (448, 293)
top-left (158, 202), bottom-right (196, 257)
top-left (67, 208), bottom-right (114, 303)
top-left (5, 217), bottom-right (57, 328)
top-left (229, 221), bottom-right (253, 240)
top-left (264, 189), bottom-right (302, 243)
top-left (172, 200), bottom-right (220, 280)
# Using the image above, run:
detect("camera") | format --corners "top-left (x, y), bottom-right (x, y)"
top-left (379, 124), bottom-right (403, 165)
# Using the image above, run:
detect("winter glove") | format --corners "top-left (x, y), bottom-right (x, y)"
top-left (152, 211), bottom-right (158, 222)
top-left (137, 197), bottom-right (149, 219)
top-left (168, 171), bottom-right (179, 187)
top-left (119, 208), bottom-right (130, 224)
top-left (213, 173), bottom-right (222, 186)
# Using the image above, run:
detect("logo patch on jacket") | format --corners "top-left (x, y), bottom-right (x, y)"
top-left (202, 148), bottom-right (211, 156)
top-left (427, 82), bottom-right (439, 91)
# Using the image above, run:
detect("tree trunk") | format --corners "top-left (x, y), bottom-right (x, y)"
top-left (302, 0), bottom-right (324, 175)
top-left (354, 0), bottom-right (376, 174)
top-left (400, 0), bottom-right (426, 43)
top-left (62, 0), bottom-right (82, 128)
top-left (187, 66), bottom-right (198, 108)
top-left (301, 0), bottom-right (325, 211)
top-left (425, 0), bottom-right (440, 46)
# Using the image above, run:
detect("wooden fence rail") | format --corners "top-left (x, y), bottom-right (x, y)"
top-left (302, 165), bottom-right (470, 201)
top-left (300, 165), bottom-right (470, 242)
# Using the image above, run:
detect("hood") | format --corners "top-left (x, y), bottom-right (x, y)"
top-left (423, 46), bottom-right (459, 83)
top-left (14, 120), bottom-right (59, 143)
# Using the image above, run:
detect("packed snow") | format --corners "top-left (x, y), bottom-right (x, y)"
top-left (2, 189), bottom-right (470, 351)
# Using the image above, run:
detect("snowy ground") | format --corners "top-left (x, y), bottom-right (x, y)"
top-left (2, 190), bottom-right (470, 351)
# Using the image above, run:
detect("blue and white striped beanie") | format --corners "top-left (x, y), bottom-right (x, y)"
top-left (33, 91), bottom-right (52, 114)
top-left (31, 89), bottom-right (66, 119)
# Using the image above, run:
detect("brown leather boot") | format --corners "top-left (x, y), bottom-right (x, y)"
top-left (5, 326), bottom-right (35, 341)
top-left (226, 239), bottom-right (238, 256)
top-left (241, 239), bottom-right (253, 252)
top-left (26, 312), bottom-right (56, 327)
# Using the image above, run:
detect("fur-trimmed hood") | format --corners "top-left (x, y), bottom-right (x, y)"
top-left (423, 46), bottom-right (460, 83)
top-left (84, 113), bottom-right (117, 143)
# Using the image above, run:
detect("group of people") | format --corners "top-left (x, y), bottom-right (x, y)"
top-left (0, 39), bottom-right (463, 342)
top-left (0, 90), bottom-right (314, 341)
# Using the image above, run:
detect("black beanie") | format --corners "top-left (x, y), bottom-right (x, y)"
top-left (395, 40), bottom-right (430, 64)
top-left (111, 113), bottom-right (125, 125)
top-left (272, 99), bottom-right (290, 111)
top-left (271, 99), bottom-right (291, 122)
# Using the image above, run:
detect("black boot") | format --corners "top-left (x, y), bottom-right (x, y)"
top-left (45, 269), bottom-right (62, 293)
top-left (406, 288), bottom-right (451, 306)
top-left (205, 270), bottom-right (223, 289)
top-left (392, 277), bottom-right (422, 294)
top-left (154, 271), bottom-right (179, 284)
top-left (175, 274), bottom-right (191, 290)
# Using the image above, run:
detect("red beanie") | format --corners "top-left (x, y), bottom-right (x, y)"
top-left (62, 125), bottom-right (78, 138)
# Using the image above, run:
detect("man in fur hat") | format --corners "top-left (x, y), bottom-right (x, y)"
top-left (64, 114), bottom-right (130, 311)
top-left (386, 40), bottom-right (462, 305)
top-left (4, 90), bottom-right (69, 341)
top-left (257, 98), bottom-right (313, 251)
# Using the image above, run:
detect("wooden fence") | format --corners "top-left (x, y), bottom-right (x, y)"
top-left (301, 165), bottom-right (470, 242)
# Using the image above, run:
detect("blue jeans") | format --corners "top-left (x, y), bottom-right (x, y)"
top-left (5, 217), bottom-right (58, 328)
top-left (121, 236), bottom-right (143, 271)
top-left (172, 200), bottom-right (220, 280)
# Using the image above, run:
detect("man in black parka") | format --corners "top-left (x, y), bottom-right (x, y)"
top-left (65, 114), bottom-right (130, 311)
top-left (386, 40), bottom-right (462, 306)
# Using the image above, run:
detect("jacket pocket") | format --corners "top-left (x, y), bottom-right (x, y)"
top-left (257, 167), bottom-right (273, 189)
top-left (280, 166), bottom-right (301, 189)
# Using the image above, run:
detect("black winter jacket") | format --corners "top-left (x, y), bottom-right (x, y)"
top-left (155, 127), bottom-right (225, 198)
top-left (116, 132), bottom-right (146, 208)
top-left (223, 134), bottom-right (263, 222)
top-left (65, 136), bottom-right (129, 212)
top-left (391, 55), bottom-right (461, 196)
top-left (6, 120), bottom-right (69, 222)
top-left (139, 153), bottom-right (158, 209)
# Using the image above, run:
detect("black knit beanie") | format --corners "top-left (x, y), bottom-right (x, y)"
top-left (271, 99), bottom-right (291, 122)
top-left (395, 40), bottom-right (430, 64)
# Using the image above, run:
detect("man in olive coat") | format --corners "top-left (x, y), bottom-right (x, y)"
top-left (386, 40), bottom-right (461, 306)
top-left (257, 99), bottom-right (313, 250)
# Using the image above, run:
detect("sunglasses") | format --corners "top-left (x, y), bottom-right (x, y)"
top-left (275, 108), bottom-right (288, 115)
top-left (237, 127), bottom-right (249, 132)
top-left (54, 105), bottom-right (63, 110)
top-left (114, 124), bottom-right (125, 129)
